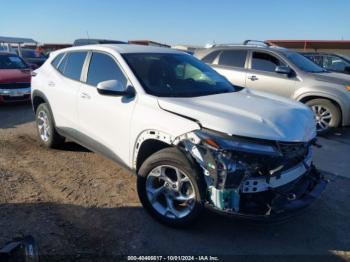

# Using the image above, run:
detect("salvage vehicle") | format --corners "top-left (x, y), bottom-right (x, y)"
top-left (0, 52), bottom-right (31, 104)
top-left (31, 44), bottom-right (327, 227)
top-left (195, 40), bottom-right (350, 133)
top-left (302, 52), bottom-right (350, 75)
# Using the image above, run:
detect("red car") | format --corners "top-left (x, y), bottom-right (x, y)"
top-left (0, 52), bottom-right (31, 104)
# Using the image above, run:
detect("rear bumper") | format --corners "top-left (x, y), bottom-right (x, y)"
top-left (206, 166), bottom-right (327, 221)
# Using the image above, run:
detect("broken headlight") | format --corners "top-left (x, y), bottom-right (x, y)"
top-left (186, 129), bottom-right (284, 190)
top-left (193, 129), bottom-right (281, 156)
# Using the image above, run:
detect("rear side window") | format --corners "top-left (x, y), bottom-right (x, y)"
top-left (202, 50), bottom-right (220, 64)
top-left (62, 52), bottom-right (87, 81)
top-left (218, 50), bottom-right (247, 68)
top-left (251, 52), bottom-right (285, 72)
top-left (51, 53), bottom-right (64, 69)
top-left (87, 52), bottom-right (127, 87)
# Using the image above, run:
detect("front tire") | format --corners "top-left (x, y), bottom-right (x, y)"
top-left (137, 147), bottom-right (206, 227)
top-left (35, 103), bottom-right (65, 148)
top-left (306, 98), bottom-right (341, 134)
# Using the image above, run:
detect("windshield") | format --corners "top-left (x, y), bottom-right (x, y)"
top-left (21, 49), bottom-right (46, 59)
top-left (284, 52), bottom-right (326, 73)
top-left (123, 53), bottom-right (237, 97)
top-left (0, 54), bottom-right (28, 69)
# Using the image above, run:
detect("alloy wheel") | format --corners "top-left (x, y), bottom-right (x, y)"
top-left (37, 110), bottom-right (50, 142)
top-left (311, 105), bottom-right (333, 132)
top-left (146, 165), bottom-right (196, 219)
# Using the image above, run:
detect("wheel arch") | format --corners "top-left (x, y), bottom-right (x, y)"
top-left (31, 90), bottom-right (57, 127)
top-left (32, 90), bottom-right (49, 113)
top-left (133, 130), bottom-right (175, 173)
top-left (297, 94), bottom-right (343, 126)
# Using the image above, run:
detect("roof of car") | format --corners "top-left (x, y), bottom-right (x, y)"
top-left (194, 44), bottom-right (290, 59)
top-left (55, 44), bottom-right (183, 55)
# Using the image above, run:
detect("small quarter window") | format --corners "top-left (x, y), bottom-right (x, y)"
top-left (202, 50), bottom-right (221, 64)
top-left (51, 53), bottom-right (64, 69)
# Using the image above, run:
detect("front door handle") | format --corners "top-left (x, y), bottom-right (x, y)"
top-left (80, 93), bottom-right (91, 99)
top-left (248, 75), bottom-right (259, 81)
top-left (48, 81), bottom-right (55, 87)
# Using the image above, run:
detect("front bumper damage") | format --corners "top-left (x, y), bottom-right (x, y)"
top-left (176, 130), bottom-right (327, 220)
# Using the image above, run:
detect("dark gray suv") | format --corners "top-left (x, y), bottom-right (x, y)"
top-left (195, 41), bottom-right (350, 133)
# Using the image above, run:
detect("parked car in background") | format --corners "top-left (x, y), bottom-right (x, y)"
top-left (195, 41), bottom-right (350, 133)
top-left (31, 44), bottom-right (326, 227)
top-left (17, 48), bottom-right (47, 68)
top-left (73, 38), bottom-right (127, 46)
top-left (302, 52), bottom-right (350, 75)
top-left (0, 52), bottom-right (31, 104)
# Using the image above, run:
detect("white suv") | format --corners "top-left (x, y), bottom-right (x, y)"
top-left (31, 44), bottom-right (327, 227)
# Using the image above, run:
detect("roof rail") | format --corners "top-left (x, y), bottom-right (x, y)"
top-left (206, 43), bottom-right (246, 48)
top-left (243, 40), bottom-right (271, 47)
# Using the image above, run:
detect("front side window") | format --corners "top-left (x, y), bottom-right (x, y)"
top-left (123, 53), bottom-right (236, 97)
top-left (251, 52), bottom-right (285, 72)
top-left (218, 50), bottom-right (247, 68)
top-left (62, 52), bottom-right (87, 81)
top-left (0, 54), bottom-right (28, 69)
top-left (87, 52), bottom-right (127, 87)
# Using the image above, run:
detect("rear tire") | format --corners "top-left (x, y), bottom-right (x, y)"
top-left (35, 103), bottom-right (65, 148)
top-left (306, 98), bottom-right (341, 134)
top-left (137, 147), bottom-right (206, 227)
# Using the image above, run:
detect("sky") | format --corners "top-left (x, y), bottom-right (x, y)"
top-left (0, 0), bottom-right (349, 46)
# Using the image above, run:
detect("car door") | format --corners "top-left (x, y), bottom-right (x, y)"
top-left (245, 51), bottom-right (297, 98)
top-left (78, 51), bottom-right (136, 166)
top-left (211, 49), bottom-right (248, 87)
top-left (47, 51), bottom-right (87, 129)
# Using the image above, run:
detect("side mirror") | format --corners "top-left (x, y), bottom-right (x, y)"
top-left (275, 66), bottom-right (292, 75)
top-left (97, 80), bottom-right (135, 97)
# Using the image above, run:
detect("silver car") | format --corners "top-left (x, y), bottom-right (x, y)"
top-left (195, 42), bottom-right (350, 133)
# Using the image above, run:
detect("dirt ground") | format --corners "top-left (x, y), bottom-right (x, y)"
top-left (1, 103), bottom-right (350, 261)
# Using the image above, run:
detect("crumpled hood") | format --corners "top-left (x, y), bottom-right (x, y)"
top-left (158, 89), bottom-right (316, 142)
top-left (312, 72), bottom-right (350, 86)
top-left (0, 69), bottom-right (31, 83)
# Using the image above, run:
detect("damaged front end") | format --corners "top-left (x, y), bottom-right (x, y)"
top-left (176, 129), bottom-right (327, 220)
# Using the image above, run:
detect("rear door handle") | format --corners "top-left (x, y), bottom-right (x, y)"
top-left (248, 75), bottom-right (258, 81)
top-left (80, 93), bottom-right (91, 99)
top-left (48, 81), bottom-right (55, 87)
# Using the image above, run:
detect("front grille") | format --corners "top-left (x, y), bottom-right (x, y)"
top-left (0, 83), bottom-right (31, 89)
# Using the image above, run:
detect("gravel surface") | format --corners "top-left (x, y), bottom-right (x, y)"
top-left (0, 103), bottom-right (349, 261)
